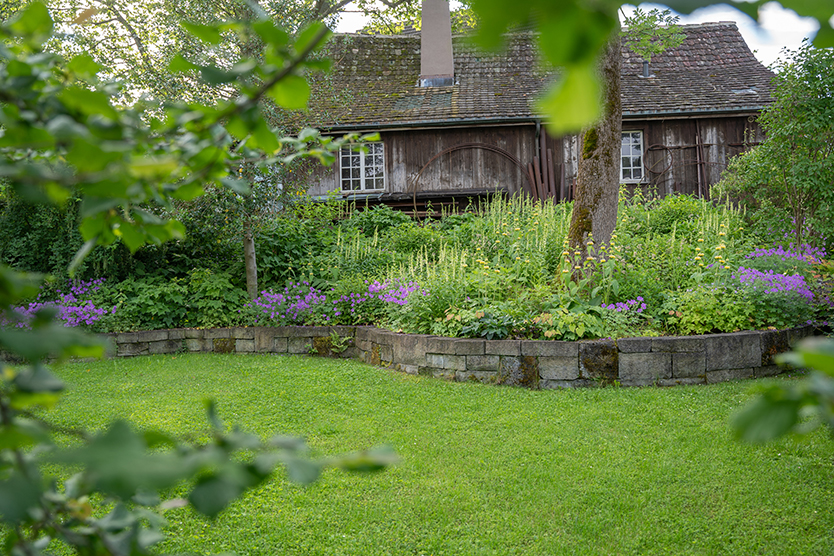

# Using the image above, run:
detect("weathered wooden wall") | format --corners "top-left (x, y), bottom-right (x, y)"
top-left (624, 115), bottom-right (764, 198)
top-left (307, 124), bottom-right (548, 198)
top-left (305, 115), bottom-right (762, 202)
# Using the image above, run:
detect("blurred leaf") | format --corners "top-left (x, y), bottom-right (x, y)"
top-left (732, 392), bottom-right (801, 443)
top-left (66, 53), bottom-right (101, 78)
top-left (12, 364), bottom-right (65, 393)
top-left (284, 457), bottom-right (321, 484)
top-left (188, 473), bottom-right (242, 518)
top-left (0, 472), bottom-right (41, 524)
top-left (266, 74), bottom-right (310, 110)
top-left (337, 445), bottom-right (399, 473)
top-left (8, 1), bottom-right (53, 43)
top-left (59, 87), bottom-right (119, 121)
top-left (181, 21), bottom-right (223, 45)
top-left (538, 63), bottom-right (601, 135)
top-left (253, 20), bottom-right (288, 47)
top-left (168, 54), bottom-right (198, 73)
top-left (294, 22), bottom-right (329, 53)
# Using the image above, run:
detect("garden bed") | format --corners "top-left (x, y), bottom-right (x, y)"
top-left (102, 324), bottom-right (817, 388)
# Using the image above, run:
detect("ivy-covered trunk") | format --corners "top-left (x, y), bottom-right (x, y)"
top-left (567, 35), bottom-right (622, 259)
top-left (243, 219), bottom-right (258, 300)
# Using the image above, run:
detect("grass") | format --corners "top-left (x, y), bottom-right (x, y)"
top-left (50, 353), bottom-right (834, 556)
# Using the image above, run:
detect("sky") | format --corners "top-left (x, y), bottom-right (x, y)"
top-left (334, 1), bottom-right (822, 68)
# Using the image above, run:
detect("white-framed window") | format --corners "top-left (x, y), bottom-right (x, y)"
top-left (621, 131), bottom-right (644, 183)
top-left (340, 142), bottom-right (385, 191)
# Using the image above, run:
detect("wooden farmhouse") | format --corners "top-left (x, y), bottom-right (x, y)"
top-left (300, 10), bottom-right (775, 212)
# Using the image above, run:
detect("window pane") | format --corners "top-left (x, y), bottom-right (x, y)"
top-left (634, 168), bottom-right (642, 179)
top-left (350, 168), bottom-right (359, 178)
top-left (622, 157), bottom-right (630, 169)
top-left (374, 154), bottom-right (383, 167)
top-left (633, 155), bottom-right (642, 169)
top-left (622, 168), bottom-right (632, 180)
top-left (351, 155), bottom-right (360, 166)
top-left (341, 169), bottom-right (351, 178)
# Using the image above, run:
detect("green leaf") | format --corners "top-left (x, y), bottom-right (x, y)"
top-left (284, 457), bottom-right (321, 484)
top-left (9, 1), bottom-right (53, 43)
top-left (188, 473), bottom-right (241, 519)
top-left (168, 54), bottom-right (198, 73)
top-left (294, 22), bottom-right (330, 53)
top-left (12, 364), bottom-right (65, 393)
top-left (59, 87), bottom-right (119, 121)
top-left (129, 157), bottom-right (178, 179)
top-left (266, 74), bottom-right (310, 110)
top-left (252, 20), bottom-right (288, 47)
top-left (199, 65), bottom-right (237, 85)
top-left (181, 21), bottom-right (223, 45)
top-left (731, 394), bottom-right (801, 443)
top-left (538, 63), bottom-right (602, 135)
top-left (219, 177), bottom-right (250, 195)
top-left (0, 472), bottom-right (42, 524)
top-left (66, 53), bottom-right (101, 78)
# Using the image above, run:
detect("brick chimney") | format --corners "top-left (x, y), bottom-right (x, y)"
top-left (419, 0), bottom-right (454, 87)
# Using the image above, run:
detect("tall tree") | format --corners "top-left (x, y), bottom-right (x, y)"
top-left (566, 35), bottom-right (621, 256)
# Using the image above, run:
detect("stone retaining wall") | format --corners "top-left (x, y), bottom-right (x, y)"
top-left (99, 324), bottom-right (817, 388)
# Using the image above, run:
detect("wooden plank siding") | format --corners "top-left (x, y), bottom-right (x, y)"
top-left (305, 116), bottom-right (763, 203)
top-left (624, 115), bottom-right (764, 198)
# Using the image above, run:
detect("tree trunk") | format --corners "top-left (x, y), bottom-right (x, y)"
top-left (243, 220), bottom-right (258, 300)
top-left (567, 35), bottom-right (622, 259)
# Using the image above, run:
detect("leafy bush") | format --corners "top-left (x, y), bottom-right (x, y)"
top-left (341, 204), bottom-right (412, 236)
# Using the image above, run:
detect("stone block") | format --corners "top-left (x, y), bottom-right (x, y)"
top-left (354, 336), bottom-right (372, 352)
top-left (149, 339), bottom-right (181, 354)
top-left (497, 356), bottom-right (538, 388)
top-left (426, 336), bottom-right (456, 354)
top-left (213, 338), bottom-right (235, 353)
top-left (433, 369), bottom-right (457, 381)
top-left (455, 339), bottom-right (485, 355)
top-left (287, 337), bottom-right (311, 354)
top-left (236, 339), bottom-right (255, 353)
top-left (705, 332), bottom-right (761, 371)
top-left (391, 333), bottom-right (428, 366)
top-left (272, 337), bottom-right (288, 353)
top-left (330, 326), bottom-right (356, 338)
top-left (455, 370), bottom-right (498, 384)
top-left (616, 337), bottom-right (652, 353)
top-left (338, 347), bottom-right (359, 360)
top-left (355, 326), bottom-right (377, 344)
top-left (185, 339), bottom-right (204, 352)
top-left (788, 325), bottom-right (815, 347)
top-left (379, 344), bottom-right (393, 364)
top-left (136, 330), bottom-right (168, 342)
top-left (756, 365), bottom-right (782, 378)
top-left (117, 342), bottom-right (148, 357)
top-left (116, 332), bottom-right (139, 343)
top-left (580, 340), bottom-right (619, 384)
top-left (672, 352), bottom-right (706, 379)
top-left (618, 352), bottom-right (671, 386)
top-left (168, 329), bottom-right (186, 340)
top-left (465, 354), bottom-right (499, 372)
top-left (205, 328), bottom-right (231, 339)
top-left (484, 340), bottom-right (521, 356)
top-left (538, 356), bottom-right (579, 381)
top-left (760, 329), bottom-right (790, 366)
top-left (417, 366), bottom-right (437, 376)
top-left (232, 328), bottom-right (255, 339)
top-left (652, 336), bottom-right (705, 353)
top-left (184, 328), bottom-right (203, 339)
top-left (396, 364), bottom-right (419, 375)
top-left (426, 353), bottom-right (465, 371)
top-left (706, 367), bottom-right (754, 384)
top-left (522, 341), bottom-right (578, 357)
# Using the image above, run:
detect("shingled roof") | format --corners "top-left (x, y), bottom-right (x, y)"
top-left (305, 22), bottom-right (773, 131)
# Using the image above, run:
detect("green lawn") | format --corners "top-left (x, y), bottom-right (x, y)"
top-left (51, 354), bottom-right (834, 556)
